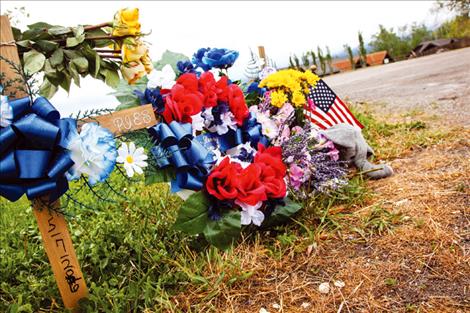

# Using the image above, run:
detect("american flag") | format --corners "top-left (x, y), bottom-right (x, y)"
top-left (304, 79), bottom-right (364, 130)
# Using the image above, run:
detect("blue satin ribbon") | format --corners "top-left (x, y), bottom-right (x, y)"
top-left (0, 96), bottom-right (75, 202)
top-left (217, 112), bottom-right (268, 152)
top-left (148, 121), bottom-right (215, 192)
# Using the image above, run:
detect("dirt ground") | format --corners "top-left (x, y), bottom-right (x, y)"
top-left (315, 48), bottom-right (470, 312)
top-left (324, 47), bottom-right (470, 127)
top-left (224, 49), bottom-right (470, 312)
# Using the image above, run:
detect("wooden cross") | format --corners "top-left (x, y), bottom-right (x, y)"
top-left (0, 15), bottom-right (157, 310)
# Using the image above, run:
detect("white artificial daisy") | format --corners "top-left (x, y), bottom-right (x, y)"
top-left (116, 142), bottom-right (148, 177)
top-left (0, 95), bottom-right (14, 127)
top-left (147, 64), bottom-right (176, 89)
top-left (191, 111), bottom-right (205, 134)
top-left (236, 200), bottom-right (265, 226)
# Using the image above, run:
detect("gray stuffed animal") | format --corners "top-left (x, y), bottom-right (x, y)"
top-left (320, 124), bottom-right (393, 179)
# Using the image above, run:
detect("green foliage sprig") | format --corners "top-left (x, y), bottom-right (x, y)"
top-left (12, 21), bottom-right (124, 98)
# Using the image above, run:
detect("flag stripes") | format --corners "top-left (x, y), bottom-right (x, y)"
top-left (304, 79), bottom-right (364, 130)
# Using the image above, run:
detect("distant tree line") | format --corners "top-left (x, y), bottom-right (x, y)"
top-left (288, 0), bottom-right (469, 72)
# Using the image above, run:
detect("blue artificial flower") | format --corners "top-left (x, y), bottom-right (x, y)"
top-left (192, 47), bottom-right (211, 71)
top-left (145, 88), bottom-right (165, 113)
top-left (192, 47), bottom-right (240, 71)
top-left (66, 123), bottom-right (117, 185)
top-left (211, 102), bottom-right (230, 126)
top-left (177, 60), bottom-right (196, 74)
top-left (246, 81), bottom-right (265, 95)
top-left (202, 48), bottom-right (239, 70)
top-left (0, 95), bottom-right (14, 127)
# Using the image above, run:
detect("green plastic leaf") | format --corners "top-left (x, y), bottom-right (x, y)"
top-left (16, 40), bottom-right (32, 48)
top-left (262, 198), bottom-right (303, 228)
top-left (203, 211), bottom-right (241, 250)
top-left (48, 26), bottom-right (71, 36)
top-left (59, 70), bottom-right (72, 93)
top-left (39, 79), bottom-right (58, 98)
top-left (35, 40), bottom-right (59, 53)
top-left (50, 48), bottom-right (64, 67)
top-left (102, 69), bottom-right (120, 88)
top-left (12, 27), bottom-right (22, 40)
top-left (66, 34), bottom-right (85, 47)
top-left (72, 57), bottom-right (89, 73)
top-left (27, 22), bottom-right (54, 29)
top-left (93, 53), bottom-right (101, 77)
top-left (145, 167), bottom-right (175, 185)
top-left (72, 25), bottom-right (84, 37)
top-left (63, 49), bottom-right (80, 59)
top-left (23, 50), bottom-right (45, 74)
top-left (173, 192), bottom-right (211, 235)
top-left (153, 50), bottom-right (190, 72)
top-left (86, 29), bottom-right (112, 48)
top-left (68, 63), bottom-right (80, 87)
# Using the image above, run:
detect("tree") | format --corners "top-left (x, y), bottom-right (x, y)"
top-left (344, 44), bottom-right (355, 70)
top-left (358, 31), bottom-right (368, 68)
top-left (370, 25), bottom-right (409, 59)
top-left (289, 55), bottom-right (295, 68)
top-left (302, 53), bottom-right (310, 69)
top-left (409, 23), bottom-right (433, 49)
top-left (309, 50), bottom-right (317, 68)
top-left (293, 54), bottom-right (301, 69)
top-left (325, 46), bottom-right (333, 74)
top-left (435, 0), bottom-right (470, 18)
top-left (317, 46), bottom-right (326, 75)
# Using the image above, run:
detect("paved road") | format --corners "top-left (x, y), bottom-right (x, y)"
top-left (324, 47), bottom-right (470, 126)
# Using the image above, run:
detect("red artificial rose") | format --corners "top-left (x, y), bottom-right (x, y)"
top-left (257, 162), bottom-right (287, 199)
top-left (228, 84), bottom-right (249, 126)
top-left (215, 76), bottom-right (229, 102)
top-left (206, 157), bottom-right (241, 200)
top-left (199, 72), bottom-right (218, 108)
top-left (254, 144), bottom-right (287, 179)
top-left (162, 73), bottom-right (204, 123)
top-left (236, 163), bottom-right (267, 205)
top-left (176, 73), bottom-right (199, 92)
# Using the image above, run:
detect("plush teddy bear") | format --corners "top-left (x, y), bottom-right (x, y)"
top-left (320, 123), bottom-right (393, 179)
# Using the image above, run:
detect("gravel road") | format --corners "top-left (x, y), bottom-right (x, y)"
top-left (324, 47), bottom-right (470, 126)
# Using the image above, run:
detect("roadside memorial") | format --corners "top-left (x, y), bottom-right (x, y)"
top-left (0, 6), bottom-right (393, 309)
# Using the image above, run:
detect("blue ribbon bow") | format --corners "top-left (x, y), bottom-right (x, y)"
top-left (0, 97), bottom-right (75, 202)
top-left (218, 112), bottom-right (268, 152)
top-left (148, 121), bottom-right (215, 192)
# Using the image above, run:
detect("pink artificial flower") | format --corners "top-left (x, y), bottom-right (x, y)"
top-left (288, 163), bottom-right (304, 190)
top-left (328, 147), bottom-right (340, 161)
top-left (291, 126), bottom-right (304, 135)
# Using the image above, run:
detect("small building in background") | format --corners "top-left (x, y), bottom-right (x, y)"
top-left (409, 38), bottom-right (470, 57)
top-left (332, 50), bottom-right (393, 72)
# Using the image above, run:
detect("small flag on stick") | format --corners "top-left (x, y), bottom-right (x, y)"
top-left (304, 79), bottom-right (364, 130)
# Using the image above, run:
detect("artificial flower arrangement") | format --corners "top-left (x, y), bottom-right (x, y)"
top-left (137, 48), bottom-right (349, 249)
top-left (0, 92), bottom-right (148, 203)
top-left (8, 7), bottom-right (152, 99)
top-left (245, 68), bottom-right (349, 200)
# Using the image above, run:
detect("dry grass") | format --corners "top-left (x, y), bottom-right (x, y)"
top-left (168, 111), bottom-right (470, 313)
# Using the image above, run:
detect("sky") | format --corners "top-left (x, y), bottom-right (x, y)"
top-left (1, 1), bottom-right (454, 115)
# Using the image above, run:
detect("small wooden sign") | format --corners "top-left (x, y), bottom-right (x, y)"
top-left (82, 104), bottom-right (157, 136)
top-left (33, 200), bottom-right (89, 308)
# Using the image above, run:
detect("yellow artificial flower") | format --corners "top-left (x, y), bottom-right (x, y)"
top-left (292, 91), bottom-right (306, 107)
top-left (121, 62), bottom-right (146, 84)
top-left (270, 90), bottom-right (288, 108)
top-left (303, 70), bottom-right (320, 86)
top-left (141, 53), bottom-right (153, 74)
top-left (112, 8), bottom-right (141, 37)
top-left (122, 40), bottom-right (148, 63)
